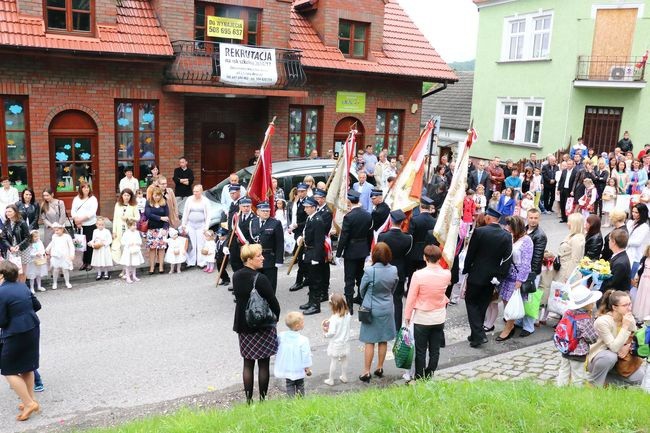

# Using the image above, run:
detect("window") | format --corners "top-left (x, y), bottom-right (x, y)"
top-left (45, 0), bottom-right (93, 33)
top-left (0, 97), bottom-right (30, 191)
top-left (288, 106), bottom-right (321, 158)
top-left (195, 3), bottom-right (261, 49)
top-left (375, 110), bottom-right (403, 156)
top-left (338, 20), bottom-right (368, 58)
top-left (115, 101), bottom-right (158, 189)
top-left (532, 15), bottom-right (552, 58)
top-left (501, 11), bottom-right (553, 61)
top-left (495, 99), bottom-right (544, 145)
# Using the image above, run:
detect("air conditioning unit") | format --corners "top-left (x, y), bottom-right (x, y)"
top-left (609, 65), bottom-right (635, 81)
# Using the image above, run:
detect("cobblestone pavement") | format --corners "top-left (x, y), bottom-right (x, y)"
top-left (434, 341), bottom-right (560, 383)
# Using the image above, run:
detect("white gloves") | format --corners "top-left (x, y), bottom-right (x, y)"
top-left (311, 260), bottom-right (318, 265)
top-left (275, 263), bottom-right (283, 268)
top-left (490, 277), bottom-right (500, 285)
top-left (223, 247), bottom-right (230, 256)
top-left (334, 257), bottom-right (342, 266)
top-left (297, 236), bottom-right (304, 246)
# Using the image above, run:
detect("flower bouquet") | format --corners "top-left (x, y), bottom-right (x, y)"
top-left (577, 257), bottom-right (612, 291)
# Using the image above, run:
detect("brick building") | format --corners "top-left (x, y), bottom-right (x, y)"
top-left (0, 0), bottom-right (455, 214)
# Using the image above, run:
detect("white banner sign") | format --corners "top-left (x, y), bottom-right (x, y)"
top-left (219, 43), bottom-right (278, 87)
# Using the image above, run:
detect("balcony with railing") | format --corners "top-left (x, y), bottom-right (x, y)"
top-left (163, 40), bottom-right (308, 95)
top-left (574, 55), bottom-right (646, 89)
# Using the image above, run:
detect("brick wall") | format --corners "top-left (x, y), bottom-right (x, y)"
top-left (151, 0), bottom-right (194, 42)
top-left (0, 55), bottom-right (184, 215)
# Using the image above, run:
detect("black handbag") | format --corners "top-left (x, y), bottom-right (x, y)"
top-left (358, 269), bottom-right (375, 324)
top-left (553, 256), bottom-right (561, 271)
top-left (245, 274), bottom-right (276, 329)
top-left (520, 272), bottom-right (538, 294)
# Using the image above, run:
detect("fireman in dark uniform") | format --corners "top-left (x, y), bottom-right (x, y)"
top-left (406, 196), bottom-right (437, 291)
top-left (299, 197), bottom-right (326, 315)
top-left (314, 188), bottom-right (332, 302)
top-left (377, 209), bottom-right (413, 330)
top-left (250, 201), bottom-right (284, 293)
top-left (335, 189), bottom-right (372, 313)
top-left (227, 184), bottom-right (244, 272)
top-left (289, 183), bottom-right (309, 291)
top-left (370, 188), bottom-right (390, 231)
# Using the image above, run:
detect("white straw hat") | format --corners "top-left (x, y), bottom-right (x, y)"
top-left (567, 285), bottom-right (602, 310)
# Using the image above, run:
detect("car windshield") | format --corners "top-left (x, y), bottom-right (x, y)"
top-left (204, 168), bottom-right (253, 203)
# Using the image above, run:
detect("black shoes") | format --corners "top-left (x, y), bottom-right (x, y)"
top-left (496, 328), bottom-right (516, 342)
top-left (373, 368), bottom-right (384, 378)
top-left (299, 301), bottom-right (312, 310)
top-left (519, 330), bottom-right (533, 338)
top-left (96, 274), bottom-right (102, 281)
top-left (483, 325), bottom-right (495, 332)
top-left (289, 283), bottom-right (304, 292)
top-left (220, 280), bottom-right (230, 286)
top-left (469, 337), bottom-right (488, 348)
top-left (303, 304), bottom-right (320, 315)
top-left (353, 296), bottom-right (362, 305)
top-left (359, 373), bottom-right (371, 383)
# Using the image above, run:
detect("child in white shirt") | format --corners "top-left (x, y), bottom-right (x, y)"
top-left (322, 293), bottom-right (351, 385)
top-left (474, 184), bottom-right (487, 215)
top-left (26, 230), bottom-right (48, 293)
top-left (88, 216), bottom-right (113, 280)
top-left (164, 228), bottom-right (188, 274)
top-left (274, 311), bottom-right (312, 397)
top-left (119, 219), bottom-right (144, 283)
top-left (201, 230), bottom-right (217, 273)
top-left (531, 167), bottom-right (544, 209)
top-left (136, 189), bottom-right (146, 214)
top-left (45, 223), bottom-right (75, 289)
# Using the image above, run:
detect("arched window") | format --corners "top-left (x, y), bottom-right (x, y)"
top-left (333, 117), bottom-right (364, 155)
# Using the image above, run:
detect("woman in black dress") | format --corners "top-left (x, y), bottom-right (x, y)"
top-left (233, 243), bottom-right (280, 403)
top-left (15, 189), bottom-right (40, 231)
top-left (0, 260), bottom-right (41, 421)
top-left (2, 204), bottom-right (31, 282)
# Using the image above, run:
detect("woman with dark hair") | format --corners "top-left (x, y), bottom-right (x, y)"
top-left (587, 290), bottom-right (645, 387)
top-left (146, 164), bottom-right (160, 187)
top-left (233, 244), bottom-right (280, 403)
top-left (0, 260), bottom-right (41, 421)
top-left (594, 158), bottom-right (609, 217)
top-left (144, 187), bottom-right (170, 274)
top-left (613, 160), bottom-right (629, 194)
top-left (15, 189), bottom-right (40, 231)
top-left (2, 204), bottom-right (31, 281)
top-left (584, 214), bottom-right (603, 260)
top-left (496, 215), bottom-right (533, 340)
top-left (404, 244), bottom-right (451, 380)
top-left (111, 189), bottom-right (138, 265)
top-left (40, 189), bottom-right (66, 247)
top-left (521, 167), bottom-right (533, 194)
top-left (71, 181), bottom-right (98, 271)
top-left (358, 242), bottom-right (399, 382)
top-left (626, 203), bottom-right (650, 278)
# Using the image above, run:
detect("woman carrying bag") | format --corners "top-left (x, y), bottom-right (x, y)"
top-left (358, 242), bottom-right (398, 382)
top-left (70, 181), bottom-right (98, 271)
top-left (2, 204), bottom-right (31, 282)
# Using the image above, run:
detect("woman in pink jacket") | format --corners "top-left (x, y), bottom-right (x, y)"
top-left (404, 245), bottom-right (451, 380)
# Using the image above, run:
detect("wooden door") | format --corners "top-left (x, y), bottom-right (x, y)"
top-left (49, 111), bottom-right (99, 212)
top-left (201, 123), bottom-right (235, 189)
top-left (333, 117), bottom-right (364, 154)
top-left (590, 8), bottom-right (637, 79)
top-left (581, 106), bottom-right (623, 155)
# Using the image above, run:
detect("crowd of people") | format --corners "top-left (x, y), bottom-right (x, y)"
top-left (1, 141), bottom-right (649, 416)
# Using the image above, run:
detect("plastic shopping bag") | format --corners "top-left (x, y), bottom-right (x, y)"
top-left (504, 289), bottom-right (525, 321)
top-left (73, 232), bottom-right (87, 252)
top-left (547, 281), bottom-right (571, 316)
top-left (523, 289), bottom-right (544, 319)
top-left (393, 326), bottom-right (415, 369)
top-left (565, 197), bottom-right (574, 216)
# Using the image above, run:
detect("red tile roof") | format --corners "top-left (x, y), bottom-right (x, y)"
top-left (290, 0), bottom-right (457, 82)
top-left (0, 0), bottom-right (172, 57)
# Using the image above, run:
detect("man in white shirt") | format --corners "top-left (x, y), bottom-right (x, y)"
top-left (220, 173), bottom-right (247, 208)
top-left (0, 178), bottom-right (19, 222)
top-left (118, 168), bottom-right (140, 193)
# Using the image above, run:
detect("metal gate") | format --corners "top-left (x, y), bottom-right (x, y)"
top-left (581, 106), bottom-right (623, 155)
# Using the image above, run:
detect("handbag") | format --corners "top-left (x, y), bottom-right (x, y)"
top-left (358, 269), bottom-right (375, 324)
top-left (615, 335), bottom-right (643, 377)
top-left (137, 212), bottom-right (149, 233)
top-left (553, 255), bottom-right (561, 271)
top-left (245, 274), bottom-right (277, 329)
top-left (7, 252), bottom-right (22, 273)
top-left (73, 229), bottom-right (87, 252)
top-left (520, 272), bottom-right (538, 294)
top-left (393, 326), bottom-right (415, 369)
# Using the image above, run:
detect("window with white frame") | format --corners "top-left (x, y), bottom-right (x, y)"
top-left (495, 99), bottom-right (544, 145)
top-left (502, 11), bottom-right (553, 61)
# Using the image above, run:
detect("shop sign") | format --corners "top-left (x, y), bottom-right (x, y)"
top-left (207, 16), bottom-right (244, 40)
top-left (219, 43), bottom-right (278, 87)
top-left (336, 92), bottom-right (366, 113)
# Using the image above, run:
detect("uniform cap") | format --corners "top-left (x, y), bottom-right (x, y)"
top-left (390, 209), bottom-right (406, 223)
top-left (303, 197), bottom-right (318, 207)
top-left (370, 189), bottom-right (384, 197)
top-left (240, 197), bottom-right (252, 205)
top-left (257, 201), bottom-right (270, 210)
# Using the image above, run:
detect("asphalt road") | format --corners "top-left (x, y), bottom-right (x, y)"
top-left (1, 214), bottom-right (569, 432)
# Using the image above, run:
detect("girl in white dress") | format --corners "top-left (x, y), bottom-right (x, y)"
top-left (164, 228), bottom-right (188, 274)
top-left (119, 219), bottom-right (144, 283)
top-left (201, 230), bottom-right (217, 273)
top-left (26, 230), bottom-right (48, 293)
top-left (88, 216), bottom-right (113, 281)
top-left (181, 185), bottom-right (210, 267)
top-left (45, 222), bottom-right (75, 289)
top-left (601, 177), bottom-right (617, 227)
top-left (322, 293), bottom-right (351, 385)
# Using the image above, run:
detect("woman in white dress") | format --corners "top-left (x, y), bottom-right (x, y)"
top-left (89, 216), bottom-right (113, 281)
top-left (181, 184), bottom-right (211, 268)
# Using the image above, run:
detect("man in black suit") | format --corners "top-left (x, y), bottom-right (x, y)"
top-left (406, 197), bottom-right (437, 291)
top-left (250, 201), bottom-right (284, 293)
top-left (314, 188), bottom-right (332, 301)
top-left (289, 183), bottom-right (309, 291)
top-left (558, 159), bottom-right (577, 223)
top-left (468, 160), bottom-right (490, 192)
top-left (600, 228), bottom-right (631, 293)
top-left (541, 155), bottom-right (559, 214)
top-left (336, 190), bottom-right (372, 313)
top-left (300, 197), bottom-right (326, 315)
top-left (378, 209), bottom-right (413, 331)
top-left (463, 208), bottom-right (513, 348)
top-left (370, 188), bottom-right (390, 233)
